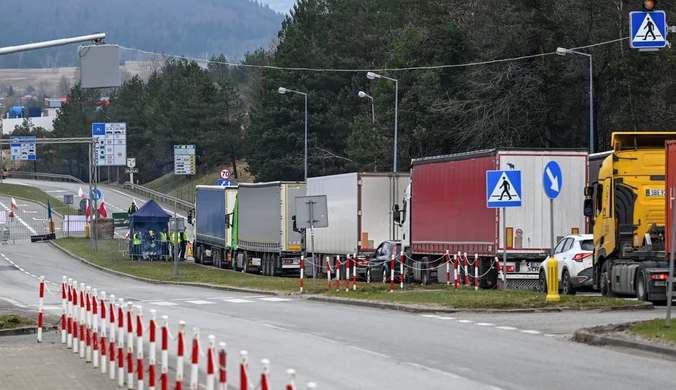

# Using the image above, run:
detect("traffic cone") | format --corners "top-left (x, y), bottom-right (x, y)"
top-left (187, 243), bottom-right (193, 257)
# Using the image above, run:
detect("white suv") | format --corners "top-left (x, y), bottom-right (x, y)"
top-left (538, 234), bottom-right (594, 295)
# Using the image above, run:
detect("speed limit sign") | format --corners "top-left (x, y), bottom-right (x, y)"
top-left (219, 168), bottom-right (231, 180)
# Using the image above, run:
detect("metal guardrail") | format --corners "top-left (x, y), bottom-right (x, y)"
top-left (122, 181), bottom-right (194, 211)
top-left (7, 171), bottom-right (85, 184)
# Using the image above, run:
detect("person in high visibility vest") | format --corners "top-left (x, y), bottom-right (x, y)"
top-left (169, 230), bottom-right (177, 259)
top-left (160, 227), bottom-right (168, 260)
top-left (178, 228), bottom-right (189, 260)
top-left (132, 230), bottom-right (142, 259)
top-left (128, 201), bottom-right (138, 215)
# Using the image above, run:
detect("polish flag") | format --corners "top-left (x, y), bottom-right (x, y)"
top-left (10, 198), bottom-right (18, 210)
top-left (98, 196), bottom-right (108, 218)
top-left (78, 187), bottom-right (86, 199)
top-left (85, 200), bottom-right (91, 220)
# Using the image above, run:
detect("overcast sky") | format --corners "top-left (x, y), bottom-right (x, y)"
top-left (262, 0), bottom-right (295, 14)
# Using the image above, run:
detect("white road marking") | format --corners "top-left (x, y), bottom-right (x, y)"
top-left (242, 295), bottom-right (266, 299)
top-left (206, 297), bottom-right (235, 300)
top-left (521, 330), bottom-right (541, 335)
top-left (171, 298), bottom-right (200, 301)
top-left (258, 297), bottom-right (291, 302)
top-left (349, 346), bottom-right (391, 359)
top-left (474, 322), bottom-right (495, 327)
top-left (223, 299), bottom-right (254, 303)
top-left (148, 301), bottom-right (179, 306)
top-left (0, 296), bottom-right (27, 308)
top-left (496, 326), bottom-right (517, 331)
top-left (457, 319), bottom-right (473, 323)
top-left (261, 324), bottom-right (291, 332)
top-left (404, 362), bottom-right (461, 379)
top-left (185, 300), bottom-right (215, 305)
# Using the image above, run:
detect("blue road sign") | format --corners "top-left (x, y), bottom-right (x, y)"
top-left (543, 161), bottom-right (562, 200)
top-left (630, 11), bottom-right (667, 49)
top-left (9, 136), bottom-right (36, 161)
top-left (486, 170), bottom-right (522, 208)
top-left (90, 189), bottom-right (102, 201)
top-left (218, 180), bottom-right (233, 187)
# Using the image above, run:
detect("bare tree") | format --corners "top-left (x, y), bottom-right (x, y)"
top-left (57, 75), bottom-right (71, 95)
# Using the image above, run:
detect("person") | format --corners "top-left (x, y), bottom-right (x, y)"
top-left (128, 201), bottom-right (139, 215)
top-left (178, 227), bottom-right (189, 261)
top-left (160, 227), bottom-right (169, 260)
top-left (132, 230), bottom-right (142, 260)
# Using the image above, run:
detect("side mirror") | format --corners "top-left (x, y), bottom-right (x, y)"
top-left (583, 199), bottom-right (594, 218)
top-left (584, 186), bottom-right (594, 197)
top-left (187, 209), bottom-right (194, 225)
top-left (225, 214), bottom-right (230, 228)
top-left (393, 204), bottom-right (401, 224)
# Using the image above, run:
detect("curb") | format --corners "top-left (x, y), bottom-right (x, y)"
top-left (48, 241), bottom-right (278, 296)
top-left (305, 295), bottom-right (654, 314)
top-left (0, 325), bottom-right (58, 337)
top-left (572, 329), bottom-right (676, 358)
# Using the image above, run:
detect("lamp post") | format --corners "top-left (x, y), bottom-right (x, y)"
top-left (366, 72), bottom-right (398, 173)
top-left (556, 47), bottom-right (594, 154)
top-left (358, 91), bottom-right (375, 123)
top-left (278, 87), bottom-right (308, 182)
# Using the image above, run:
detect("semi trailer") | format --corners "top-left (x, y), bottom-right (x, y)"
top-left (585, 132), bottom-right (676, 303)
top-left (305, 172), bottom-right (409, 278)
top-left (393, 148), bottom-right (589, 289)
top-left (191, 185), bottom-right (238, 268)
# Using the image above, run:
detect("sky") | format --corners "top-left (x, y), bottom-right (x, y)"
top-left (262, 0), bottom-right (295, 13)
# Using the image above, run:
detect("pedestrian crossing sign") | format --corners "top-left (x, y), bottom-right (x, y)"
top-left (630, 11), bottom-right (667, 49)
top-left (486, 170), bottom-right (522, 208)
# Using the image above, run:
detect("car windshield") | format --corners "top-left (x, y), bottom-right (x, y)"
top-left (580, 240), bottom-right (594, 251)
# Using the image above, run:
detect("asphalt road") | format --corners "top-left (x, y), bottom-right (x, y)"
top-left (0, 240), bottom-right (675, 390)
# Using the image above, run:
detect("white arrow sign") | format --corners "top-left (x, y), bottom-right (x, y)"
top-left (546, 167), bottom-right (559, 193)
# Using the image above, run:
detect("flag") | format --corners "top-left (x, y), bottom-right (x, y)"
top-left (85, 200), bottom-right (91, 220)
top-left (78, 187), bottom-right (86, 199)
top-left (47, 198), bottom-right (52, 220)
top-left (98, 196), bottom-right (108, 218)
top-left (10, 198), bottom-right (18, 210)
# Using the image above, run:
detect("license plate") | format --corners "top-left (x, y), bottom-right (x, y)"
top-left (646, 189), bottom-right (665, 197)
top-left (654, 281), bottom-right (667, 287)
top-left (430, 271), bottom-right (438, 277)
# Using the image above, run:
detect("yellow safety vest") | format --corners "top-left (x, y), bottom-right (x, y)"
top-left (170, 232), bottom-right (176, 244)
top-left (133, 233), bottom-right (141, 245)
top-left (179, 232), bottom-right (188, 243)
top-left (160, 232), bottom-right (167, 242)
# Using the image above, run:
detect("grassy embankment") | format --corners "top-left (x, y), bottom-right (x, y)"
top-left (144, 161), bottom-right (254, 203)
top-left (0, 183), bottom-right (78, 215)
top-left (55, 237), bottom-right (640, 310)
top-left (0, 315), bottom-right (35, 329)
top-left (629, 319), bottom-right (676, 343)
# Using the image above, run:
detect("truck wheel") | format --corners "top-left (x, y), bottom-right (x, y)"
top-left (561, 270), bottom-right (575, 295)
top-left (262, 254), bottom-right (268, 276)
top-left (243, 252), bottom-right (249, 273)
top-left (195, 246), bottom-right (203, 264)
top-left (538, 271), bottom-right (547, 293)
top-left (601, 261), bottom-right (615, 297)
top-left (636, 270), bottom-right (649, 301)
top-left (366, 268), bottom-right (372, 283)
top-left (421, 257), bottom-right (430, 285)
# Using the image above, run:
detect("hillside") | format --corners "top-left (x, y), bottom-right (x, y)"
top-left (0, 0), bottom-right (284, 69)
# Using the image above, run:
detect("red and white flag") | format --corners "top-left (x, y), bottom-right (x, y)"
top-left (78, 187), bottom-right (86, 199)
top-left (10, 198), bottom-right (18, 210)
top-left (85, 200), bottom-right (91, 220)
top-left (98, 196), bottom-right (108, 218)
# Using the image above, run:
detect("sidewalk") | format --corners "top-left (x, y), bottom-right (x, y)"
top-left (0, 302), bottom-right (120, 389)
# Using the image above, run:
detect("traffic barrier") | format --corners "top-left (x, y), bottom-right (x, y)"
top-left (61, 276), bottom-right (67, 344)
top-left (474, 254), bottom-right (479, 290)
top-left (400, 254), bottom-right (404, 289)
top-left (335, 255), bottom-right (340, 292)
top-left (453, 255), bottom-right (459, 290)
top-left (37, 276), bottom-right (44, 342)
top-left (326, 257), bottom-right (331, 291)
top-left (352, 253), bottom-right (357, 291)
top-left (299, 256), bottom-right (304, 293)
top-left (345, 256), bottom-right (350, 292)
top-left (43, 275), bottom-right (319, 389)
top-left (286, 369), bottom-right (296, 390)
top-left (389, 254), bottom-right (395, 293)
top-left (464, 252), bottom-right (470, 285)
top-left (445, 250), bottom-right (451, 285)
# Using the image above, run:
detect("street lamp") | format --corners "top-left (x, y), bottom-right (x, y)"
top-left (358, 91), bottom-right (374, 123)
top-left (278, 86), bottom-right (308, 181)
top-left (366, 72), bottom-right (398, 173)
top-left (557, 47), bottom-right (594, 154)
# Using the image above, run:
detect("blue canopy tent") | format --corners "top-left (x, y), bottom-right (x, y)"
top-left (128, 199), bottom-right (172, 260)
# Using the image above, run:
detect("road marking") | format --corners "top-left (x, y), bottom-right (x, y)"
top-left (171, 298), bottom-right (200, 301)
top-left (349, 346), bottom-right (391, 359)
top-left (544, 334), bottom-right (556, 337)
top-left (206, 297), bottom-right (235, 300)
top-left (404, 362), bottom-right (461, 380)
top-left (148, 301), bottom-right (179, 306)
top-left (474, 322), bottom-right (495, 327)
top-left (242, 295), bottom-right (267, 299)
top-left (223, 299), bottom-right (254, 303)
top-left (496, 326), bottom-right (517, 331)
top-left (0, 296), bottom-right (27, 308)
top-left (521, 330), bottom-right (541, 335)
top-left (261, 324), bottom-right (291, 332)
top-left (185, 300), bottom-right (215, 305)
top-left (457, 319), bottom-right (473, 323)
top-left (258, 297), bottom-right (292, 302)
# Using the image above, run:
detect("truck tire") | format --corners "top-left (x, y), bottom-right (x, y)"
top-left (636, 269), bottom-right (649, 301)
top-left (601, 260), bottom-right (615, 297)
top-left (243, 251), bottom-right (249, 273)
top-left (195, 246), bottom-right (203, 264)
top-left (538, 271), bottom-right (547, 293)
top-left (561, 270), bottom-right (575, 295)
top-left (262, 254), bottom-right (268, 276)
top-left (421, 257), bottom-right (430, 286)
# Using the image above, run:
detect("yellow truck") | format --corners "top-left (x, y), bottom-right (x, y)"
top-left (584, 132), bottom-right (676, 303)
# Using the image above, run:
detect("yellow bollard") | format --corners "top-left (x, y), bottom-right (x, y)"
top-left (85, 224), bottom-right (90, 238)
top-left (546, 257), bottom-right (560, 302)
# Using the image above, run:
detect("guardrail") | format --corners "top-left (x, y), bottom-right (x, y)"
top-left (7, 171), bottom-right (85, 184)
top-left (121, 181), bottom-right (193, 211)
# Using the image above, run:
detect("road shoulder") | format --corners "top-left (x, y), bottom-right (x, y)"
top-left (573, 322), bottom-right (676, 360)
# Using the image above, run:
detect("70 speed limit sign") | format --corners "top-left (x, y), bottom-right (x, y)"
top-left (220, 168), bottom-right (232, 180)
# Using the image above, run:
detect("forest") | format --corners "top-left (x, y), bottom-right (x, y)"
top-left (13, 0), bottom-right (676, 183)
top-left (0, 0), bottom-right (283, 68)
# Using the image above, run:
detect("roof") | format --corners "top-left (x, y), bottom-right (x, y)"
top-left (129, 199), bottom-right (171, 225)
top-left (411, 148), bottom-right (589, 167)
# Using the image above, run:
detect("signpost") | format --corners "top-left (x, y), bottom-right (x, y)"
top-left (630, 10), bottom-right (668, 51)
top-left (92, 123), bottom-right (127, 166)
top-left (543, 160), bottom-right (562, 301)
top-left (126, 158), bottom-right (136, 183)
top-left (218, 180), bottom-right (233, 187)
top-left (295, 195), bottom-right (329, 289)
top-left (486, 169), bottom-right (522, 290)
top-left (219, 168), bottom-right (232, 180)
top-left (9, 136), bottom-right (36, 161)
top-left (174, 145), bottom-right (196, 175)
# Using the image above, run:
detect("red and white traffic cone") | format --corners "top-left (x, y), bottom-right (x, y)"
top-left (161, 316), bottom-right (170, 390)
top-left (137, 306), bottom-right (144, 390)
top-left (240, 351), bottom-right (249, 390)
top-left (148, 310), bottom-right (157, 390)
top-left (206, 335), bottom-right (216, 390)
top-left (190, 328), bottom-right (200, 390)
top-left (176, 321), bottom-right (186, 390)
top-left (100, 291), bottom-right (107, 376)
top-left (37, 276), bottom-right (45, 343)
top-left (218, 342), bottom-right (227, 390)
top-left (260, 359), bottom-right (271, 390)
top-left (286, 369), bottom-right (297, 390)
top-left (61, 276), bottom-right (67, 344)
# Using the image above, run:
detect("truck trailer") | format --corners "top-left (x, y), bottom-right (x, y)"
top-left (585, 132), bottom-right (676, 303)
top-left (191, 185), bottom-right (238, 268)
top-left (305, 172), bottom-right (409, 278)
top-left (394, 148), bottom-right (589, 289)
top-left (233, 181), bottom-right (306, 275)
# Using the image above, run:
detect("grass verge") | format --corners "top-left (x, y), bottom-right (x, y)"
top-left (55, 237), bottom-right (643, 309)
top-left (0, 183), bottom-right (77, 215)
top-left (0, 315), bottom-right (35, 329)
top-left (629, 319), bottom-right (676, 343)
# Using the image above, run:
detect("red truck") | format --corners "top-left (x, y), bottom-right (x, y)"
top-left (392, 148), bottom-right (588, 289)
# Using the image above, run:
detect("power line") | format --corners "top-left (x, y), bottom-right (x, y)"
top-left (115, 37), bottom-right (628, 73)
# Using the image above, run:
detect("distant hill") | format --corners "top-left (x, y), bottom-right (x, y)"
top-left (0, 0), bottom-right (284, 68)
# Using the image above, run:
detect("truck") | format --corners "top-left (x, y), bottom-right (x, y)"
top-left (305, 172), bottom-right (409, 279)
top-left (191, 185), bottom-right (238, 268)
top-left (584, 132), bottom-right (676, 303)
top-left (232, 181), bottom-right (306, 275)
top-left (393, 148), bottom-right (589, 289)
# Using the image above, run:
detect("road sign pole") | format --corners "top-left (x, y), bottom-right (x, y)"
top-left (309, 200), bottom-right (317, 289)
top-left (173, 198), bottom-right (179, 278)
top-left (550, 198), bottom-right (555, 266)
top-left (502, 207), bottom-right (507, 290)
